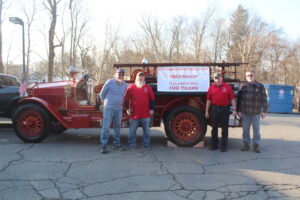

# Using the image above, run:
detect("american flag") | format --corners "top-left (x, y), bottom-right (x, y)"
top-left (19, 80), bottom-right (27, 97)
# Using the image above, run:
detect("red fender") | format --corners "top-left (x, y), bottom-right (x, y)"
top-left (18, 97), bottom-right (70, 128)
top-left (160, 97), bottom-right (206, 120)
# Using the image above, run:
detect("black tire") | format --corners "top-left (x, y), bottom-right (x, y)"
top-left (12, 103), bottom-right (51, 143)
top-left (49, 119), bottom-right (67, 134)
top-left (164, 106), bottom-right (207, 147)
top-left (6, 97), bottom-right (21, 117)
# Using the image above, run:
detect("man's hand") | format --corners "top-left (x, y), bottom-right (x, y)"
top-left (232, 110), bottom-right (237, 116)
top-left (205, 111), bottom-right (209, 119)
top-left (149, 110), bottom-right (154, 116)
top-left (127, 109), bottom-right (132, 116)
top-left (261, 112), bottom-right (266, 119)
top-left (238, 112), bottom-right (242, 118)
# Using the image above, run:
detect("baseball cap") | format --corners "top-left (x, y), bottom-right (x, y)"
top-left (69, 66), bottom-right (79, 73)
top-left (116, 68), bottom-right (125, 73)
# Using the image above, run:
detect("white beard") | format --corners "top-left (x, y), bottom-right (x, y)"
top-left (135, 80), bottom-right (145, 88)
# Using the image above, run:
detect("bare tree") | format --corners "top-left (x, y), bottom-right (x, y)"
top-left (211, 18), bottom-right (227, 63)
top-left (53, 2), bottom-right (70, 80)
top-left (286, 40), bottom-right (300, 110)
top-left (0, 0), bottom-right (3, 73)
top-left (18, 0), bottom-right (37, 81)
top-left (0, 0), bottom-right (8, 73)
top-left (167, 16), bottom-right (187, 62)
top-left (78, 40), bottom-right (92, 71)
top-left (244, 16), bottom-right (268, 72)
top-left (68, 0), bottom-right (88, 67)
top-left (138, 15), bottom-right (164, 62)
top-left (191, 6), bottom-right (215, 61)
top-left (44, 0), bottom-right (61, 82)
top-left (117, 36), bottom-right (149, 63)
top-left (97, 22), bottom-right (120, 81)
top-left (261, 31), bottom-right (287, 83)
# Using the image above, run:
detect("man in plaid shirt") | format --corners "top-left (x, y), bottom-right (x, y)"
top-left (237, 71), bottom-right (268, 153)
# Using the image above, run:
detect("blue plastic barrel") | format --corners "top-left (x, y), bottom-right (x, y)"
top-left (264, 84), bottom-right (294, 113)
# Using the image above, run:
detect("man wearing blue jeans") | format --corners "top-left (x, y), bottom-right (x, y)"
top-left (124, 71), bottom-right (155, 149)
top-left (99, 69), bottom-right (127, 154)
top-left (128, 118), bottom-right (151, 149)
top-left (237, 71), bottom-right (268, 153)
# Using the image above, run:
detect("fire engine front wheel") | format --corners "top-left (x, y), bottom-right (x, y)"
top-left (164, 106), bottom-right (207, 147)
top-left (12, 104), bottom-right (50, 143)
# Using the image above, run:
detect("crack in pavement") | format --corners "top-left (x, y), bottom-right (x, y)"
top-left (200, 155), bottom-right (300, 170)
top-left (173, 190), bottom-right (194, 199)
top-left (0, 175), bottom-right (299, 199)
top-left (0, 144), bottom-right (35, 173)
top-left (1, 149), bottom-right (300, 199)
top-left (1, 114), bottom-right (300, 199)
top-left (29, 182), bottom-right (47, 199)
top-left (151, 151), bottom-right (184, 191)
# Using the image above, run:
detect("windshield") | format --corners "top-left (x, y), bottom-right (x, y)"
top-left (0, 75), bottom-right (19, 86)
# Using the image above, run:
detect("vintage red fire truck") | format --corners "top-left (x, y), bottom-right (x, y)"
top-left (11, 62), bottom-right (243, 146)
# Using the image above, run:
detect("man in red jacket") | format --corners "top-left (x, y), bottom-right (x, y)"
top-left (205, 72), bottom-right (237, 152)
top-left (124, 71), bottom-right (155, 149)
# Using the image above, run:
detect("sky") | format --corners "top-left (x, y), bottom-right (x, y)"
top-left (3, 0), bottom-right (300, 66)
top-left (85, 0), bottom-right (300, 39)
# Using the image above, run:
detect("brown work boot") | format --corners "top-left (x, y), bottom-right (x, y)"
top-left (240, 143), bottom-right (250, 151)
top-left (253, 144), bottom-right (261, 153)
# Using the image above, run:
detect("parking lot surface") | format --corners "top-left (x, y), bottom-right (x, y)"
top-left (0, 113), bottom-right (300, 200)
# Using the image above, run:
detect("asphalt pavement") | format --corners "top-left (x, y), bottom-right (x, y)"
top-left (0, 113), bottom-right (300, 200)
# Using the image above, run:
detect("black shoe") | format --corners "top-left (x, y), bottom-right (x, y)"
top-left (143, 146), bottom-right (152, 150)
top-left (220, 147), bottom-right (227, 152)
top-left (253, 144), bottom-right (261, 153)
top-left (100, 147), bottom-right (107, 154)
top-left (209, 146), bottom-right (218, 151)
top-left (112, 146), bottom-right (126, 151)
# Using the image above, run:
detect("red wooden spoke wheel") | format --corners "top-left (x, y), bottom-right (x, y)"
top-left (19, 110), bottom-right (44, 137)
top-left (12, 104), bottom-right (50, 143)
top-left (164, 106), bottom-right (207, 147)
top-left (171, 112), bottom-right (201, 141)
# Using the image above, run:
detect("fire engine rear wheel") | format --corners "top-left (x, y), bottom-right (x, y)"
top-left (164, 106), bottom-right (207, 147)
top-left (12, 104), bottom-right (50, 143)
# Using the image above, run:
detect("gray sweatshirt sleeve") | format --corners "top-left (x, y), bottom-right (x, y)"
top-left (99, 79), bottom-right (111, 101)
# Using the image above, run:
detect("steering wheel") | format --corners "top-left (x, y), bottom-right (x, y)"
top-left (78, 73), bottom-right (94, 89)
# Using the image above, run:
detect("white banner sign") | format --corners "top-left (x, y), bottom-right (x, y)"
top-left (157, 66), bottom-right (210, 92)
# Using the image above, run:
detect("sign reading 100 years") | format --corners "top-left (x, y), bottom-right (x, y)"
top-left (157, 66), bottom-right (210, 92)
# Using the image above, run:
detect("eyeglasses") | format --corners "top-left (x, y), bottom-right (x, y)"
top-left (214, 77), bottom-right (219, 79)
top-left (117, 73), bottom-right (125, 76)
top-left (246, 74), bottom-right (253, 77)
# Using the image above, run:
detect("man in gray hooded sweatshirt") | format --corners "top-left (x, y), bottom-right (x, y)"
top-left (99, 69), bottom-right (127, 154)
